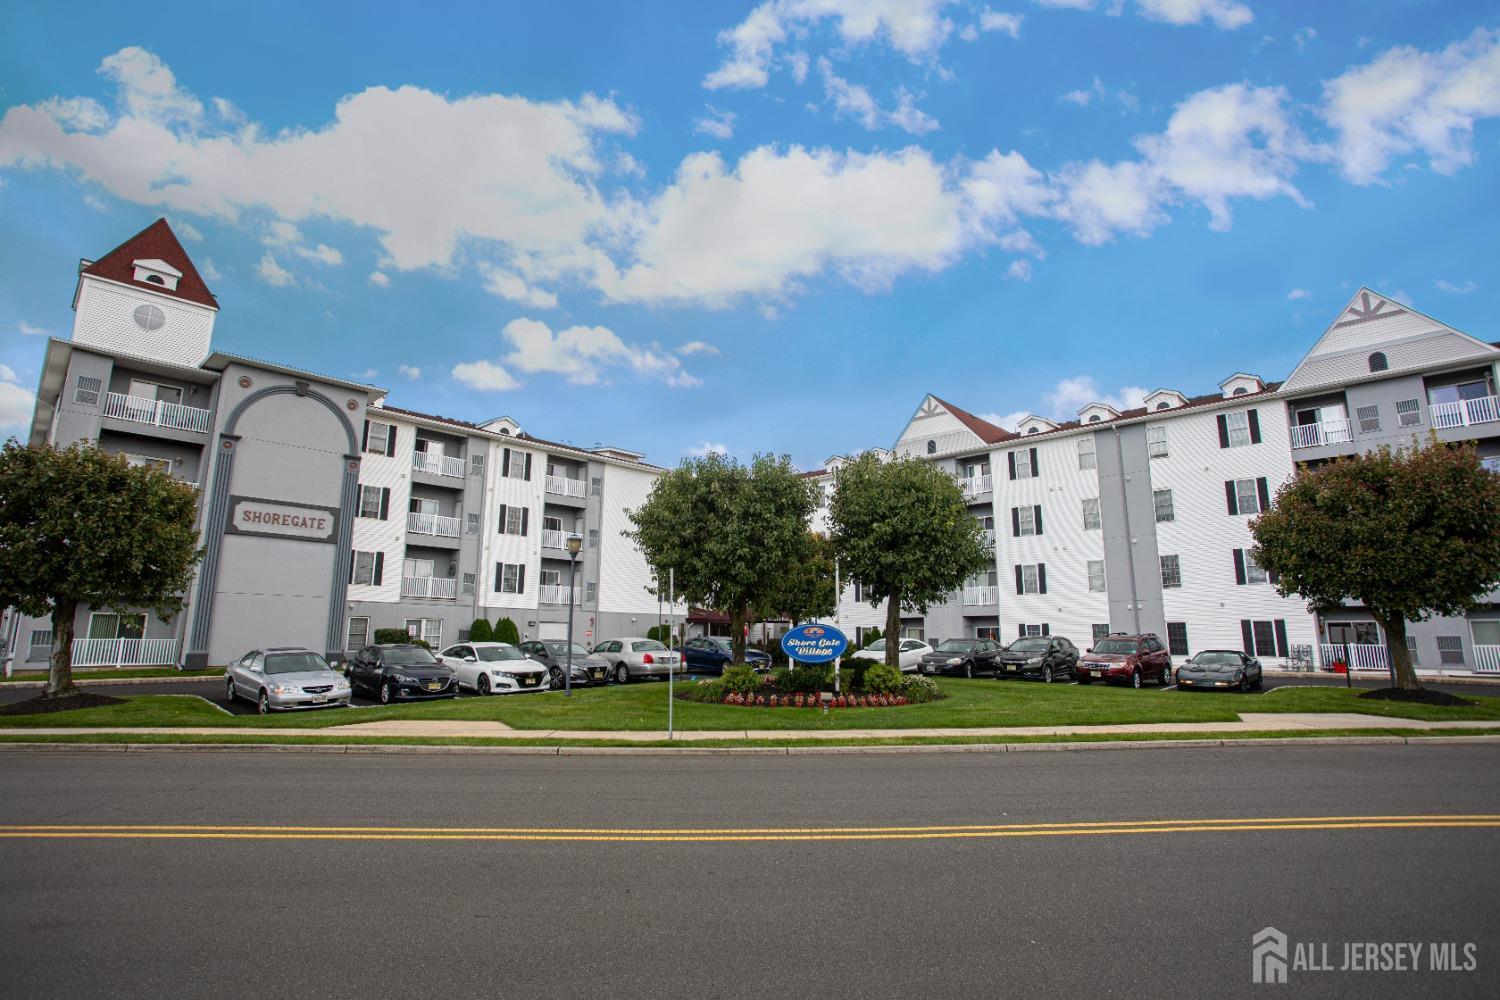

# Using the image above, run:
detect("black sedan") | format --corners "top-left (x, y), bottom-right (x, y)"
top-left (993, 635), bottom-right (1080, 682)
top-left (346, 643), bottom-right (457, 703)
top-left (918, 638), bottom-right (1002, 678)
top-left (517, 640), bottom-right (612, 688)
top-left (1175, 650), bottom-right (1263, 692)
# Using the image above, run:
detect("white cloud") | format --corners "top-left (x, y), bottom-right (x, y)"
top-left (98, 47), bottom-right (205, 126)
top-left (1434, 279), bottom-right (1477, 294)
top-left (978, 410), bottom-right (1030, 431)
top-left (198, 257), bottom-right (221, 281)
top-left (170, 218), bottom-right (203, 241)
top-left (1135, 0), bottom-right (1252, 30)
top-left (368, 271), bottom-right (390, 288)
top-left (694, 106), bottom-right (736, 140)
top-left (1292, 26), bottom-right (1317, 53)
top-left (17, 321), bottom-right (49, 335)
top-left (0, 363), bottom-right (34, 434)
top-left (978, 9), bottom-right (1024, 38)
top-left (451, 359), bottom-right (520, 391)
top-left (1287, 287), bottom-right (1310, 300)
top-left (298, 243), bottom-right (343, 266)
top-left (0, 364), bottom-right (16, 382)
top-left (1321, 28), bottom-right (1500, 184)
top-left (1060, 86), bottom-right (1097, 107)
top-left (685, 441), bottom-right (728, 457)
top-left (1006, 258), bottom-right (1033, 281)
top-left (35, 96), bottom-right (109, 132)
top-left (1045, 376), bottom-right (1148, 417)
top-left (705, 0), bottom-right (957, 90)
top-left (352, 368), bottom-right (378, 381)
top-left (1031, 0), bottom-right (1096, 9)
top-left (677, 340), bottom-right (720, 356)
top-left (615, 152), bottom-right (646, 177)
top-left (816, 60), bottom-right (940, 135)
top-left (480, 265), bottom-right (558, 309)
top-left (256, 252), bottom-right (295, 286)
top-left (398, 364), bottom-right (422, 379)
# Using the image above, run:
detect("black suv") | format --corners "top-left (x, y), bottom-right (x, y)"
top-left (347, 643), bottom-right (457, 704)
top-left (994, 635), bottom-right (1080, 682)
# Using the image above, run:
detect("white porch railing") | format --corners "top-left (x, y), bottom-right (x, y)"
top-left (1290, 419), bottom-right (1353, 450)
top-left (546, 475), bottom-right (589, 498)
top-left (540, 584), bottom-right (573, 605)
top-left (412, 451), bottom-right (466, 478)
top-left (401, 576), bottom-right (456, 599)
top-left (71, 638), bottom-right (180, 668)
top-left (963, 586), bottom-right (999, 606)
top-left (542, 529), bottom-right (567, 550)
top-left (980, 528), bottom-right (995, 547)
top-left (407, 511), bottom-right (460, 537)
top-left (1430, 395), bottom-right (1500, 429)
top-left (103, 393), bottom-right (211, 434)
top-left (961, 474), bottom-right (993, 497)
top-left (1474, 645), bottom-right (1500, 675)
top-left (1320, 642), bottom-right (1388, 670)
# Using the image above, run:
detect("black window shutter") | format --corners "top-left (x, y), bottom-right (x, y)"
top-left (1224, 481), bottom-right (1238, 515)
top-left (1268, 566), bottom-right (1280, 585)
top-left (1037, 563), bottom-right (1047, 594)
top-left (497, 503), bottom-right (508, 533)
top-left (517, 565), bottom-right (526, 593)
top-left (1240, 620), bottom-right (1255, 655)
top-left (1033, 505), bottom-right (1043, 535)
top-left (524, 454), bottom-right (533, 480)
top-left (1233, 549), bottom-right (1246, 585)
top-left (1018, 624), bottom-right (1026, 639)
top-left (1273, 619), bottom-right (1289, 658)
top-left (520, 508), bottom-right (529, 536)
top-left (1014, 565), bottom-right (1024, 594)
top-left (1248, 409), bottom-right (1261, 444)
top-left (361, 420), bottom-right (370, 451)
top-left (386, 426), bottom-right (396, 457)
top-left (379, 488), bottom-right (390, 521)
top-left (1029, 447), bottom-right (1038, 476)
top-left (1216, 414), bottom-right (1229, 448)
top-left (502, 448), bottom-right (511, 477)
top-left (372, 552), bottom-right (384, 587)
top-left (1256, 477), bottom-right (1270, 513)
top-left (494, 563), bottom-right (503, 591)
top-left (1011, 507), bottom-right (1020, 537)
top-left (1041, 623), bottom-right (1050, 636)
top-left (1007, 452), bottom-right (1016, 480)
top-left (348, 553), bottom-right (356, 584)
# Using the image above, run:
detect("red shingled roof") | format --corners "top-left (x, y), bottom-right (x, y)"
top-left (930, 395), bottom-right (1018, 444)
top-left (81, 218), bottom-right (218, 309)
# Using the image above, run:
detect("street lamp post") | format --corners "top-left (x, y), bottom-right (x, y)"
top-left (564, 532), bottom-right (583, 698)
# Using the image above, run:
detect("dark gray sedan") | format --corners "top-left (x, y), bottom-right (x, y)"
top-left (1175, 650), bottom-right (1263, 692)
top-left (518, 640), bottom-right (611, 688)
top-left (918, 638), bottom-right (1002, 678)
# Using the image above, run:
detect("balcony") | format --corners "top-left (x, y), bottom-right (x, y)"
top-left (963, 586), bottom-right (999, 606)
top-left (1290, 419), bottom-right (1353, 450)
top-left (1319, 643), bottom-right (1387, 671)
top-left (540, 584), bottom-right (574, 605)
top-left (960, 474), bottom-right (993, 498)
top-left (407, 511), bottom-right (460, 538)
top-left (980, 528), bottom-right (995, 547)
top-left (542, 529), bottom-right (569, 550)
top-left (401, 576), bottom-right (456, 599)
top-left (103, 392), bottom-right (211, 434)
top-left (1430, 395), bottom-right (1500, 430)
top-left (71, 637), bottom-right (180, 668)
top-left (1475, 645), bottom-right (1500, 675)
top-left (546, 475), bottom-right (589, 499)
top-left (412, 451), bottom-right (466, 478)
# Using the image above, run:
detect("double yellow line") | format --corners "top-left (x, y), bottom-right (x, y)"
top-left (1, 815), bottom-right (1497, 843)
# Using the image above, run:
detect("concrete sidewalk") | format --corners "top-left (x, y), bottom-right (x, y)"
top-left (5, 712), bottom-right (1500, 741)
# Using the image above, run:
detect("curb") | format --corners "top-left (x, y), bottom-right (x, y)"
top-left (1, 735), bottom-right (1496, 756)
top-left (0, 675), bottom-right (220, 689)
top-left (1262, 670), bottom-right (1500, 686)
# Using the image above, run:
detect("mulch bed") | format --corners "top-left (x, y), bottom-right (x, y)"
top-left (0, 691), bottom-right (124, 716)
top-left (1357, 687), bottom-right (1476, 708)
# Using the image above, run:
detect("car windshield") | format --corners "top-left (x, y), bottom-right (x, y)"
top-left (1092, 639), bottom-right (1137, 655)
top-left (384, 647), bottom-right (439, 666)
top-left (1008, 638), bottom-right (1048, 653)
top-left (476, 646), bottom-right (524, 662)
top-left (863, 639), bottom-right (886, 651)
top-left (936, 640), bottom-right (978, 652)
top-left (707, 638), bottom-right (732, 650)
top-left (632, 640), bottom-right (667, 652)
top-left (546, 642), bottom-right (591, 656)
top-left (1193, 652), bottom-right (1242, 666)
top-left (264, 652), bottom-right (330, 674)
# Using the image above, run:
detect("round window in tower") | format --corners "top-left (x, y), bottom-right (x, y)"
top-left (133, 303), bottom-right (167, 332)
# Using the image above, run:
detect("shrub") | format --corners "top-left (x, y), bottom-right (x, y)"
top-left (374, 628), bottom-right (415, 645)
top-left (721, 664), bottom-right (761, 695)
top-left (837, 658), bottom-right (869, 691)
top-left (902, 675), bottom-right (942, 704)
top-left (861, 627), bottom-right (883, 648)
top-left (679, 678), bottom-right (725, 703)
top-left (468, 619), bottom-right (494, 643)
top-left (769, 667), bottom-right (792, 692)
top-left (646, 624), bottom-right (671, 644)
top-left (779, 663), bottom-right (831, 693)
top-left (494, 617), bottom-right (520, 645)
top-left (863, 662), bottom-right (903, 695)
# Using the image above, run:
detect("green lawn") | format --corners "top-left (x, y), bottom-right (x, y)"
top-left (2, 679), bottom-right (1498, 730)
top-left (0, 668), bottom-right (224, 683)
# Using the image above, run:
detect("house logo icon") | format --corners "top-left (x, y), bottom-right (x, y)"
top-left (1252, 927), bottom-right (1288, 984)
top-left (804, 626), bottom-right (825, 636)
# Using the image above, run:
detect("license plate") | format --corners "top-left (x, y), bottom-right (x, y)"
top-left (591, 670), bottom-right (604, 680)
top-left (425, 681), bottom-right (441, 691)
top-left (1007, 664), bottom-right (1017, 672)
top-left (523, 676), bottom-right (537, 686)
top-left (311, 694), bottom-right (327, 704)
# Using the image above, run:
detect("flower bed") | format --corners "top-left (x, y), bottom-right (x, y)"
top-left (676, 668), bottom-right (943, 708)
top-left (717, 690), bottom-right (910, 708)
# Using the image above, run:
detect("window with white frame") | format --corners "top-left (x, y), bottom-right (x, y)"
top-left (1153, 488), bottom-right (1174, 523)
top-left (495, 563), bottom-right (524, 594)
top-left (461, 572), bottom-right (476, 596)
top-left (124, 454), bottom-right (172, 473)
top-left (1166, 622), bottom-right (1189, 657)
top-left (1021, 624), bottom-right (1045, 637)
top-left (1146, 425), bottom-right (1169, 459)
top-left (1234, 478), bottom-right (1261, 516)
top-left (590, 477), bottom-right (603, 497)
top-left (1395, 398), bottom-right (1421, 428)
top-left (29, 629), bottom-right (54, 651)
top-left (1077, 436), bottom-right (1096, 471)
top-left (1436, 635), bottom-right (1464, 665)
top-left (405, 618), bottom-right (442, 648)
top-left (1091, 624), bottom-right (1111, 644)
top-left (346, 617), bottom-right (370, 650)
top-left (87, 612), bottom-right (145, 639)
top-left (505, 506), bottom-right (525, 535)
top-left (1016, 506), bottom-right (1037, 536)
top-left (469, 453), bottom-right (485, 477)
top-left (364, 421), bottom-right (392, 455)
top-left (1160, 554), bottom-right (1182, 589)
top-left (588, 529), bottom-right (599, 549)
top-left (1224, 411), bottom-right (1251, 447)
top-left (351, 551), bottom-right (379, 586)
top-left (359, 485), bottom-right (385, 519)
top-left (466, 512), bottom-right (480, 535)
top-left (74, 375), bottom-right (102, 405)
top-left (1356, 405), bottom-right (1380, 434)
top-left (539, 568), bottom-right (562, 588)
top-left (506, 454), bottom-right (529, 480)
top-left (1406, 636), bottom-right (1419, 666)
top-left (1019, 564), bottom-right (1040, 594)
top-left (1244, 551), bottom-right (1268, 585)
top-left (1082, 497), bottom-right (1101, 531)
top-left (1087, 560), bottom-right (1106, 592)
top-left (585, 582), bottom-right (598, 603)
top-left (1013, 449), bottom-right (1035, 479)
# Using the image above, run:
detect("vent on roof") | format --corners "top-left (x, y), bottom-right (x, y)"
top-left (1369, 351), bottom-right (1389, 373)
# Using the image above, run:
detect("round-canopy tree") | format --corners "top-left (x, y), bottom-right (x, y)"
top-left (0, 442), bottom-right (202, 697)
top-left (1251, 437), bottom-right (1500, 691)
top-left (828, 452), bottom-right (992, 668)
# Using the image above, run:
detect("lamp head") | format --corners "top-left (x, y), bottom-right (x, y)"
top-left (565, 533), bottom-right (583, 557)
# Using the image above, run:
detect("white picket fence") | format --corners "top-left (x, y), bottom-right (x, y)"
top-left (71, 638), bottom-right (180, 668)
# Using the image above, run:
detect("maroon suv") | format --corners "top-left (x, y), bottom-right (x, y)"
top-left (1075, 633), bottom-right (1173, 688)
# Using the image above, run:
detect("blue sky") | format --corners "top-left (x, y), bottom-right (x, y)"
top-left (2, 1), bottom-right (1498, 469)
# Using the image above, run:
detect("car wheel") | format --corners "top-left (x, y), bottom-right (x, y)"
top-left (549, 667), bottom-right (563, 689)
top-left (1239, 675), bottom-right (1249, 693)
top-left (1160, 666), bottom-right (1173, 687)
top-left (964, 661), bottom-right (973, 679)
top-left (478, 674), bottom-right (491, 696)
top-left (1252, 674), bottom-right (1263, 691)
top-left (615, 663), bottom-right (630, 685)
top-left (225, 677), bottom-right (237, 704)
top-left (257, 689), bottom-right (270, 715)
top-left (1042, 663), bottom-right (1054, 684)
top-left (380, 681), bottom-right (394, 705)
top-left (1131, 669), bottom-right (1141, 689)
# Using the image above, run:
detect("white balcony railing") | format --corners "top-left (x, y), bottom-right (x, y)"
top-left (540, 584), bottom-right (574, 605)
top-left (412, 451), bottom-right (466, 478)
top-left (960, 474), bottom-right (993, 497)
top-left (407, 511), bottom-right (460, 537)
top-left (1320, 643), bottom-right (1388, 671)
top-left (546, 475), bottom-right (589, 498)
top-left (401, 576), bottom-right (457, 599)
top-left (1290, 419), bottom-right (1354, 450)
top-left (980, 528), bottom-right (995, 547)
top-left (103, 392), bottom-right (211, 434)
top-left (1475, 645), bottom-right (1500, 674)
top-left (71, 638), bottom-right (180, 668)
top-left (1430, 395), bottom-right (1500, 430)
top-left (963, 586), bottom-right (999, 606)
top-left (542, 529), bottom-right (567, 550)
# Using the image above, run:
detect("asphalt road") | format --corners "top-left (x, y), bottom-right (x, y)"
top-left (0, 745), bottom-right (1496, 999)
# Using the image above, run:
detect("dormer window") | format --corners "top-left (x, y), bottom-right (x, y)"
top-left (1232, 387), bottom-right (1248, 396)
top-left (1155, 402), bottom-right (1170, 411)
top-left (1087, 415), bottom-right (1100, 423)
top-left (926, 440), bottom-right (936, 454)
top-left (1218, 373), bottom-right (1264, 399)
top-left (131, 258), bottom-right (182, 292)
top-left (1027, 427), bottom-right (1039, 435)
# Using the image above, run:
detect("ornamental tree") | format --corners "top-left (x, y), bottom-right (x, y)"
top-left (467, 618), bottom-right (494, 643)
top-left (494, 617), bottom-right (520, 645)
top-left (828, 453), bottom-right (992, 668)
top-left (1251, 437), bottom-right (1500, 691)
top-left (759, 531), bottom-right (838, 627)
top-left (626, 452), bottom-right (817, 663)
top-left (0, 442), bottom-right (202, 697)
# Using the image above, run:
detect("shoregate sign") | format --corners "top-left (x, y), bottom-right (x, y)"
top-left (225, 497), bottom-right (339, 543)
top-left (780, 623), bottom-right (850, 664)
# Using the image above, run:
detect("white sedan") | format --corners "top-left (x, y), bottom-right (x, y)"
top-left (436, 641), bottom-right (549, 695)
top-left (850, 638), bottom-right (934, 673)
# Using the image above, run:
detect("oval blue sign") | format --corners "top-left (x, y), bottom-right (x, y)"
top-left (780, 623), bottom-right (849, 664)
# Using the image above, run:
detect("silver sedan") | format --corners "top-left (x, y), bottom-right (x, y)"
top-left (226, 647), bottom-right (351, 714)
top-left (590, 637), bottom-right (682, 684)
